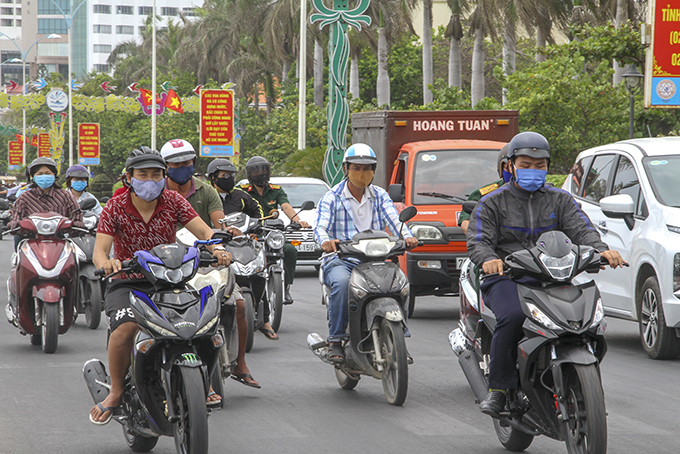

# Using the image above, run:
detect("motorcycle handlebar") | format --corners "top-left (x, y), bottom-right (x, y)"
top-left (94, 259), bottom-right (132, 279)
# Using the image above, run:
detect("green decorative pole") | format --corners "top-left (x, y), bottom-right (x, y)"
top-left (311, 0), bottom-right (371, 186)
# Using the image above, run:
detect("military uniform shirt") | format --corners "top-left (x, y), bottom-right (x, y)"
top-left (458, 178), bottom-right (504, 226)
top-left (240, 183), bottom-right (290, 215)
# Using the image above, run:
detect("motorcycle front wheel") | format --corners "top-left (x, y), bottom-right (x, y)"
top-left (123, 425), bottom-right (159, 452)
top-left (379, 319), bottom-right (408, 406)
top-left (562, 364), bottom-right (607, 454)
top-left (267, 270), bottom-right (284, 332)
top-left (172, 366), bottom-right (209, 454)
top-left (41, 302), bottom-right (59, 354)
top-left (493, 419), bottom-right (534, 452)
top-left (244, 291), bottom-right (255, 353)
top-left (84, 279), bottom-right (102, 330)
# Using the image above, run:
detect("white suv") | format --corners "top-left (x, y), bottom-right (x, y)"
top-left (562, 137), bottom-right (680, 359)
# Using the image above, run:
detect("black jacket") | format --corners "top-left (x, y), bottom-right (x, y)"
top-left (221, 188), bottom-right (264, 218)
top-left (467, 182), bottom-right (608, 268)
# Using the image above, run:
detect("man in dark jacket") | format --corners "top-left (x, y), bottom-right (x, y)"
top-left (467, 131), bottom-right (625, 416)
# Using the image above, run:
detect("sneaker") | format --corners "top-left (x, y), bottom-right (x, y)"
top-left (404, 325), bottom-right (411, 338)
top-left (479, 390), bottom-right (507, 416)
top-left (283, 284), bottom-right (294, 305)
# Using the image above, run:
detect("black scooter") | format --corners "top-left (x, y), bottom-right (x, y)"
top-left (308, 206), bottom-right (418, 406)
top-left (450, 229), bottom-right (622, 454)
top-left (72, 197), bottom-right (104, 329)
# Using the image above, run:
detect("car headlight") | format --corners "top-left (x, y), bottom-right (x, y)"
top-left (266, 230), bottom-right (285, 250)
top-left (391, 269), bottom-right (409, 297)
top-left (83, 215), bottom-right (97, 230)
top-left (411, 224), bottom-right (444, 241)
top-left (29, 215), bottom-right (61, 235)
top-left (526, 302), bottom-right (561, 330)
top-left (539, 251), bottom-right (575, 281)
top-left (590, 298), bottom-right (605, 328)
top-left (350, 272), bottom-right (370, 299)
top-left (196, 315), bottom-right (219, 335)
top-left (148, 260), bottom-right (196, 284)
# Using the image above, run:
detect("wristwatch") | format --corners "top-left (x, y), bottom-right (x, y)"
top-left (213, 245), bottom-right (226, 252)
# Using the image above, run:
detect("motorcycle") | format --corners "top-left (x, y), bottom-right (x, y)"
top-left (72, 197), bottom-right (105, 329)
top-left (449, 228), bottom-right (618, 453)
top-left (0, 198), bottom-right (11, 239)
top-left (5, 212), bottom-right (81, 353)
top-left (177, 227), bottom-right (239, 407)
top-left (83, 236), bottom-right (229, 454)
top-left (307, 206), bottom-right (418, 406)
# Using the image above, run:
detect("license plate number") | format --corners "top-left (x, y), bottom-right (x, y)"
top-left (296, 242), bottom-right (316, 252)
top-left (456, 257), bottom-right (467, 269)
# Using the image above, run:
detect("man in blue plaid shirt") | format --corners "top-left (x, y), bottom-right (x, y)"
top-left (314, 144), bottom-right (417, 362)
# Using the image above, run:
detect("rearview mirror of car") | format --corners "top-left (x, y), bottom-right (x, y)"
top-left (600, 194), bottom-right (635, 230)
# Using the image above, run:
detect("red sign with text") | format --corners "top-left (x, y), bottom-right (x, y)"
top-left (646, 1), bottom-right (680, 107)
top-left (38, 133), bottom-right (51, 158)
top-left (8, 141), bottom-right (22, 169)
top-left (78, 123), bottom-right (100, 165)
top-left (199, 89), bottom-right (234, 157)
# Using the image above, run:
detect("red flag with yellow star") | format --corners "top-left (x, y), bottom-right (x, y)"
top-left (163, 89), bottom-right (184, 114)
top-left (139, 88), bottom-right (161, 107)
top-left (30, 135), bottom-right (38, 147)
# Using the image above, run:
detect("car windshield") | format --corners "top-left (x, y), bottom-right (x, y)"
top-left (643, 156), bottom-right (680, 207)
top-left (278, 182), bottom-right (329, 207)
top-left (411, 149), bottom-right (500, 205)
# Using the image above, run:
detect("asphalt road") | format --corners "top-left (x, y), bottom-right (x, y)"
top-left (0, 237), bottom-right (678, 454)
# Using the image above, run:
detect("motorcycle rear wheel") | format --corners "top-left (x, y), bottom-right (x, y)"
top-left (122, 425), bottom-right (159, 452)
top-left (493, 419), bottom-right (534, 452)
top-left (267, 270), bottom-right (284, 332)
top-left (172, 366), bottom-right (209, 454)
top-left (335, 367), bottom-right (359, 390)
top-left (562, 364), bottom-right (607, 454)
top-left (85, 279), bottom-right (102, 330)
top-left (379, 319), bottom-right (408, 406)
top-left (41, 303), bottom-right (59, 354)
top-left (244, 291), bottom-right (255, 353)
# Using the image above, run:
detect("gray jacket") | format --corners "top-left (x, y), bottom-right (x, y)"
top-left (467, 182), bottom-right (608, 268)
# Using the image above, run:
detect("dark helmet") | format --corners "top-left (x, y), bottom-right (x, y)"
top-left (66, 164), bottom-right (90, 179)
top-left (26, 157), bottom-right (58, 179)
top-left (125, 146), bottom-right (166, 173)
top-left (207, 158), bottom-right (237, 178)
top-left (497, 144), bottom-right (510, 176)
top-left (507, 132), bottom-right (551, 161)
top-left (246, 156), bottom-right (270, 187)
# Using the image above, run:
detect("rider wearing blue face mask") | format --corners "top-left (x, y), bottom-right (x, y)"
top-left (66, 165), bottom-right (102, 216)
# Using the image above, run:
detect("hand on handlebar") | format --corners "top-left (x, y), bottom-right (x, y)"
top-left (224, 226), bottom-right (242, 237)
top-left (101, 258), bottom-right (123, 276)
top-left (482, 258), bottom-right (505, 276)
top-left (321, 239), bottom-right (340, 253)
top-left (405, 237), bottom-right (419, 250)
top-left (297, 220), bottom-right (311, 229)
top-left (212, 248), bottom-right (232, 267)
top-left (600, 250), bottom-right (628, 269)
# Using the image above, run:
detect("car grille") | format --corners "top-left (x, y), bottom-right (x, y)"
top-left (286, 229), bottom-right (316, 243)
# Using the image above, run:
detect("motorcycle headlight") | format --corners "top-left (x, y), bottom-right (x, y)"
top-left (350, 272), bottom-right (370, 299)
top-left (196, 315), bottom-right (219, 335)
top-left (146, 320), bottom-right (179, 338)
top-left (266, 230), bottom-right (285, 250)
top-left (148, 260), bottom-right (196, 284)
top-left (354, 238), bottom-right (395, 257)
top-left (411, 224), bottom-right (444, 241)
top-left (29, 215), bottom-right (61, 235)
top-left (83, 215), bottom-right (97, 230)
top-left (526, 302), bottom-right (561, 331)
top-left (539, 252), bottom-right (575, 281)
top-left (590, 298), bottom-right (605, 328)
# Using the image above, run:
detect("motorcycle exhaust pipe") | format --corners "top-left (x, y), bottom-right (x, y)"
top-left (307, 333), bottom-right (335, 364)
top-left (458, 350), bottom-right (489, 403)
top-left (5, 303), bottom-right (16, 326)
top-left (448, 328), bottom-right (472, 356)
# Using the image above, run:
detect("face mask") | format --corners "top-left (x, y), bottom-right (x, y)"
top-left (215, 176), bottom-right (235, 192)
top-left (71, 180), bottom-right (88, 192)
top-left (347, 170), bottom-right (374, 189)
top-left (502, 169), bottom-right (513, 184)
top-left (130, 177), bottom-right (165, 202)
top-left (514, 168), bottom-right (547, 192)
top-left (34, 175), bottom-right (55, 189)
top-left (167, 165), bottom-right (194, 185)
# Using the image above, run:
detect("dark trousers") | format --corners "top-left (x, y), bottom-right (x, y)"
top-left (480, 276), bottom-right (535, 390)
top-left (283, 243), bottom-right (297, 286)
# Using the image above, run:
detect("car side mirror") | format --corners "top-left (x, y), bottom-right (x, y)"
top-left (399, 205), bottom-right (417, 223)
top-left (600, 194), bottom-right (635, 230)
top-left (388, 184), bottom-right (404, 203)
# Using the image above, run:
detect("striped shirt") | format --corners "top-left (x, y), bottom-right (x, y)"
top-left (10, 186), bottom-right (84, 229)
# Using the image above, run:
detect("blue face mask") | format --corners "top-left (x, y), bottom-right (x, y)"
top-left (515, 168), bottom-right (547, 192)
top-left (167, 165), bottom-right (194, 185)
top-left (130, 177), bottom-right (165, 201)
top-left (71, 180), bottom-right (88, 192)
top-left (502, 169), bottom-right (513, 184)
top-left (34, 175), bottom-right (55, 189)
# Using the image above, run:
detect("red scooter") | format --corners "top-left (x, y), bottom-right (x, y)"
top-left (5, 212), bottom-right (80, 353)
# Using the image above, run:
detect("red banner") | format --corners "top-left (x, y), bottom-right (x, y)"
top-left (78, 123), bottom-right (100, 165)
top-left (38, 133), bottom-right (51, 158)
top-left (646, 1), bottom-right (680, 107)
top-left (8, 141), bottom-right (23, 168)
top-left (199, 89), bottom-right (234, 157)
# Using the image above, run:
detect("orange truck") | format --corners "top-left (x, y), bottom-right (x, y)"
top-left (351, 110), bottom-right (519, 316)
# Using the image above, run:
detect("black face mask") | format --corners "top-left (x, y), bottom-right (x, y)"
top-left (215, 175), bottom-right (235, 192)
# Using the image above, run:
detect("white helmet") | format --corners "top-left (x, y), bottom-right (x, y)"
top-left (343, 143), bottom-right (377, 166)
top-left (160, 139), bottom-right (196, 163)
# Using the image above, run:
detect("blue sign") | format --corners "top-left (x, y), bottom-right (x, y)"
top-left (79, 157), bottom-right (100, 166)
top-left (650, 77), bottom-right (680, 106)
top-left (200, 145), bottom-right (233, 157)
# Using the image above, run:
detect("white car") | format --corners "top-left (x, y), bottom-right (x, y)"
top-left (239, 176), bottom-right (330, 265)
top-left (562, 137), bottom-right (680, 359)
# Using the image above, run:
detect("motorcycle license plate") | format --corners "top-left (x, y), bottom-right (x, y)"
top-left (456, 257), bottom-right (467, 269)
top-left (296, 242), bottom-right (316, 252)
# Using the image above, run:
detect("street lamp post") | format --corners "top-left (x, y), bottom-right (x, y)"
top-left (623, 64), bottom-right (644, 140)
top-left (0, 33), bottom-right (61, 166)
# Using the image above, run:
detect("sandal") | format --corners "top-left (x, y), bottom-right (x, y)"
top-left (89, 402), bottom-right (118, 426)
top-left (259, 326), bottom-right (279, 340)
top-left (327, 343), bottom-right (344, 363)
top-left (207, 390), bottom-right (222, 408)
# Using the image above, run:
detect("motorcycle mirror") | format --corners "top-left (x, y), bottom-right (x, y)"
top-left (100, 196), bottom-right (110, 204)
top-left (300, 200), bottom-right (315, 211)
top-left (0, 199), bottom-right (9, 210)
top-left (399, 206), bottom-right (417, 223)
top-left (7, 194), bottom-right (16, 203)
top-left (79, 198), bottom-right (98, 211)
top-left (462, 201), bottom-right (477, 215)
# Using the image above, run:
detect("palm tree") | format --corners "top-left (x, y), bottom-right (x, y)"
top-left (469, 0), bottom-right (498, 107)
top-left (446, 0), bottom-right (470, 89)
top-left (422, 0), bottom-right (433, 104)
top-left (314, 39), bottom-right (324, 107)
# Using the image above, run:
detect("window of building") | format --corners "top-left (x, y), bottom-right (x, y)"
top-left (94, 64), bottom-right (110, 72)
top-left (37, 42), bottom-right (68, 57)
top-left (182, 7), bottom-right (196, 16)
top-left (38, 18), bottom-right (68, 34)
top-left (160, 7), bottom-right (177, 16)
top-left (116, 5), bottom-right (132, 15)
top-left (38, 0), bottom-right (69, 14)
top-left (1, 7), bottom-right (13, 14)
top-left (138, 6), bottom-right (152, 15)
top-left (116, 25), bottom-right (133, 34)
top-left (0, 18), bottom-right (12, 26)
top-left (93, 44), bottom-right (112, 53)
top-left (1, 0), bottom-right (13, 4)
top-left (93, 24), bottom-right (111, 33)
top-left (1, 50), bottom-right (20, 61)
top-left (93, 4), bottom-right (111, 14)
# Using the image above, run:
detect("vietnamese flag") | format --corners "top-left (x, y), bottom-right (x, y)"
top-left (163, 89), bottom-right (184, 113)
top-left (139, 88), bottom-right (161, 107)
top-left (15, 134), bottom-right (24, 143)
top-left (30, 135), bottom-right (38, 146)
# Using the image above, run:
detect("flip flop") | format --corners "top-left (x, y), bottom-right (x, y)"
top-left (206, 390), bottom-right (222, 408)
top-left (231, 373), bottom-right (262, 389)
top-left (259, 326), bottom-right (279, 340)
top-left (89, 402), bottom-right (117, 426)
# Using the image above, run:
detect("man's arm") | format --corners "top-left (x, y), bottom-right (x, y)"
top-left (185, 217), bottom-right (232, 266)
top-left (242, 191), bottom-right (264, 218)
top-left (93, 232), bottom-right (120, 274)
top-left (557, 190), bottom-right (609, 252)
top-left (466, 197), bottom-right (502, 270)
top-left (281, 202), bottom-right (310, 228)
top-left (313, 192), bottom-right (334, 246)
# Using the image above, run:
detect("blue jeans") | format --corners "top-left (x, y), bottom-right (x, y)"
top-left (323, 258), bottom-right (358, 342)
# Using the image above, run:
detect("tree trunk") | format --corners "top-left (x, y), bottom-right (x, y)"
top-left (253, 82), bottom-right (260, 116)
top-left (422, 0), bottom-right (433, 104)
top-left (471, 26), bottom-right (484, 107)
top-left (350, 50), bottom-right (360, 100)
top-left (282, 60), bottom-right (291, 84)
top-left (502, 14), bottom-right (516, 105)
top-left (314, 39), bottom-right (324, 107)
top-left (376, 27), bottom-right (390, 107)
top-left (535, 4), bottom-right (551, 63)
top-left (613, 0), bottom-right (628, 84)
top-left (449, 36), bottom-right (461, 88)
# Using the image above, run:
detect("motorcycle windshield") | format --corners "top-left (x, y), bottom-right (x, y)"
top-left (226, 242), bottom-right (256, 264)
